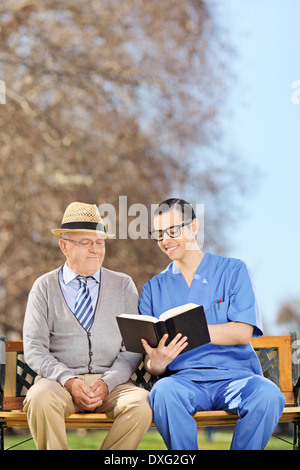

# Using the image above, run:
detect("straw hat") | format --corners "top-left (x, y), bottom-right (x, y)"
top-left (52, 202), bottom-right (114, 238)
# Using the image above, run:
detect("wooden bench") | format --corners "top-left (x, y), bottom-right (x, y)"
top-left (1, 333), bottom-right (300, 450)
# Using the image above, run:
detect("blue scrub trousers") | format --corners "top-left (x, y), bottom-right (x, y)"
top-left (149, 374), bottom-right (285, 450)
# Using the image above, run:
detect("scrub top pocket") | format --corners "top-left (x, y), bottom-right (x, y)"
top-left (208, 300), bottom-right (229, 325)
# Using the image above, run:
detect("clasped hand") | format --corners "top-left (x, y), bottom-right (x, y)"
top-left (141, 333), bottom-right (188, 376)
top-left (65, 377), bottom-right (108, 411)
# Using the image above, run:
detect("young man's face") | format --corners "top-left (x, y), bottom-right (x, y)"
top-left (59, 232), bottom-right (105, 276)
top-left (152, 210), bottom-right (198, 261)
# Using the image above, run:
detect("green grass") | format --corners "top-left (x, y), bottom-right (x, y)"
top-left (3, 428), bottom-right (294, 450)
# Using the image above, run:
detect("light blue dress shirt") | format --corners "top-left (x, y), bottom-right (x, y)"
top-left (59, 263), bottom-right (100, 313)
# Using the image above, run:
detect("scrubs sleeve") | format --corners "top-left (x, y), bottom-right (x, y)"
top-left (227, 261), bottom-right (263, 337)
top-left (138, 281), bottom-right (154, 317)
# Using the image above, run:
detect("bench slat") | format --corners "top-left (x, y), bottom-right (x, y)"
top-left (1, 407), bottom-right (300, 430)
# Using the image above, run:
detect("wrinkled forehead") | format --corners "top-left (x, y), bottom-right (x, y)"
top-left (153, 210), bottom-right (184, 230)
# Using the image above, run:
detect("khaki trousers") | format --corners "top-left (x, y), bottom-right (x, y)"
top-left (23, 375), bottom-right (152, 450)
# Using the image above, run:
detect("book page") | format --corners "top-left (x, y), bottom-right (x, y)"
top-left (159, 303), bottom-right (200, 321)
top-left (117, 313), bottom-right (159, 323)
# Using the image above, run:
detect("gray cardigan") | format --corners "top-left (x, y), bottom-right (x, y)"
top-left (23, 266), bottom-right (142, 392)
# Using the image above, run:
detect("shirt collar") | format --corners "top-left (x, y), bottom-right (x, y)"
top-left (62, 262), bottom-right (100, 285)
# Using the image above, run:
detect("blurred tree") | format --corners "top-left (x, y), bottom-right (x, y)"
top-left (0, 0), bottom-right (248, 336)
top-left (276, 299), bottom-right (300, 335)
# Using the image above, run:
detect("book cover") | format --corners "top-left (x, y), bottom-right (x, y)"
top-left (117, 303), bottom-right (210, 354)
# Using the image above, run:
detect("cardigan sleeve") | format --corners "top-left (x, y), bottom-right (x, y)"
top-left (100, 275), bottom-right (143, 392)
top-left (23, 275), bottom-right (77, 386)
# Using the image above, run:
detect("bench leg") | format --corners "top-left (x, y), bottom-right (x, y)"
top-left (0, 423), bottom-right (4, 451)
top-left (293, 422), bottom-right (300, 450)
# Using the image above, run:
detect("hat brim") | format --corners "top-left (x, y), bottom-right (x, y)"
top-left (52, 228), bottom-right (115, 239)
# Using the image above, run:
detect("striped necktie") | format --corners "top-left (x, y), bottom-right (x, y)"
top-left (74, 276), bottom-right (94, 330)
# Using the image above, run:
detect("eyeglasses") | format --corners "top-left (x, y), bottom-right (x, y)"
top-left (62, 238), bottom-right (105, 248)
top-left (149, 219), bottom-right (193, 242)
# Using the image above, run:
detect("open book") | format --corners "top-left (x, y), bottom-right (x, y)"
top-left (116, 303), bottom-right (210, 354)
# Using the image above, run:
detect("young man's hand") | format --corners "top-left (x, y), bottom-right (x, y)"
top-left (141, 333), bottom-right (188, 376)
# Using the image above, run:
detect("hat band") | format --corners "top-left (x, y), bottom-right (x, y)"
top-left (61, 221), bottom-right (106, 232)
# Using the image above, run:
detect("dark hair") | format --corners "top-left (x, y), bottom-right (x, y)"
top-left (153, 198), bottom-right (196, 221)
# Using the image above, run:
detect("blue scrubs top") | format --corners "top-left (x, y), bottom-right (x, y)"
top-left (138, 253), bottom-right (264, 381)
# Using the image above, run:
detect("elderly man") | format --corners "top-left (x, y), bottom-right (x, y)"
top-left (23, 202), bottom-right (152, 450)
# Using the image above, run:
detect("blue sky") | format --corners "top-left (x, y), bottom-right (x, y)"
top-left (217, 0), bottom-right (300, 333)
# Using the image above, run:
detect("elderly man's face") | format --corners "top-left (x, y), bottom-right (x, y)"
top-left (59, 232), bottom-right (105, 276)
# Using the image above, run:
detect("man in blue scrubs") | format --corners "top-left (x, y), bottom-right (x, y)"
top-left (139, 198), bottom-right (285, 450)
